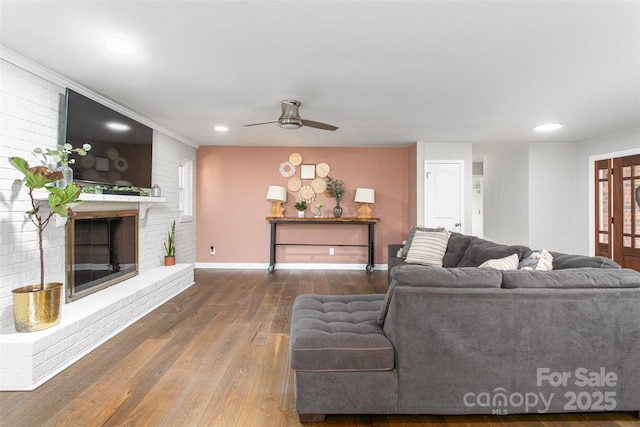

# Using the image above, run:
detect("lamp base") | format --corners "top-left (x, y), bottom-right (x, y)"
top-left (357, 203), bottom-right (372, 219)
top-left (270, 201), bottom-right (285, 218)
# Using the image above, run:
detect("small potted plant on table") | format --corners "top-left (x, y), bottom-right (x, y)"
top-left (295, 201), bottom-right (307, 218)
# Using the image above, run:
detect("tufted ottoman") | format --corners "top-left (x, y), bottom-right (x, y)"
top-left (290, 294), bottom-right (397, 422)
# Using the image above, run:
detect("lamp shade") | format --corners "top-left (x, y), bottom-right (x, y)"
top-left (354, 188), bottom-right (375, 204)
top-left (266, 185), bottom-right (287, 202)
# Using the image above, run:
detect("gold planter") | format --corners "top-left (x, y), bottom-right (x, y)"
top-left (164, 256), bottom-right (176, 266)
top-left (12, 282), bottom-right (63, 333)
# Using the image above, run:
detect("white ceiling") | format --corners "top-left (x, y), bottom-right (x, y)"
top-left (1, 1), bottom-right (639, 153)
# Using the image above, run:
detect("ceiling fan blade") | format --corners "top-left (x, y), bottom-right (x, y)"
top-left (301, 119), bottom-right (338, 131)
top-left (243, 121), bottom-right (278, 127)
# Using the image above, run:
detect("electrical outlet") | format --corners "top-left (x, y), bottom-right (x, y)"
top-left (329, 247), bottom-right (334, 256)
top-left (210, 246), bottom-right (215, 255)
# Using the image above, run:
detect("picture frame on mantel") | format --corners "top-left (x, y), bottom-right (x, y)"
top-left (300, 164), bottom-right (315, 180)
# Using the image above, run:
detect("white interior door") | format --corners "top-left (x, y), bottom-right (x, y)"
top-left (425, 161), bottom-right (463, 232)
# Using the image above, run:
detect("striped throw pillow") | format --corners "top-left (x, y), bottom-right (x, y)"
top-left (479, 253), bottom-right (519, 270)
top-left (405, 230), bottom-right (451, 267)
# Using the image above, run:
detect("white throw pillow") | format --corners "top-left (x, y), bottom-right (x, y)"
top-left (479, 253), bottom-right (519, 270)
top-left (519, 249), bottom-right (554, 271)
top-left (405, 230), bottom-right (451, 267)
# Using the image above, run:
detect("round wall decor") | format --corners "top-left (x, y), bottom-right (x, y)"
top-left (279, 161), bottom-right (296, 177)
top-left (316, 162), bottom-right (331, 178)
top-left (80, 154), bottom-right (95, 169)
top-left (299, 185), bottom-right (315, 202)
top-left (287, 176), bottom-right (302, 191)
top-left (311, 177), bottom-right (327, 193)
top-left (106, 147), bottom-right (119, 160)
top-left (114, 157), bottom-right (128, 172)
top-left (289, 152), bottom-right (303, 166)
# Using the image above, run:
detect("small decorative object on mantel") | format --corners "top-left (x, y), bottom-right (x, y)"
top-left (315, 202), bottom-right (323, 218)
top-left (33, 143), bottom-right (92, 188)
top-left (266, 185), bottom-right (287, 218)
top-left (295, 201), bottom-right (307, 218)
top-left (354, 188), bottom-right (375, 219)
top-left (8, 155), bottom-right (85, 332)
top-left (151, 184), bottom-right (162, 197)
top-left (164, 220), bottom-right (176, 266)
top-left (325, 175), bottom-right (344, 218)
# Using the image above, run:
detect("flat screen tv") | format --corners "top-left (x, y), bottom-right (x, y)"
top-left (62, 88), bottom-right (153, 189)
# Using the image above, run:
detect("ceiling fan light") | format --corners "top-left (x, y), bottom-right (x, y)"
top-left (279, 118), bottom-right (303, 130)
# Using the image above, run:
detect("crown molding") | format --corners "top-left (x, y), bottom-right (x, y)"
top-left (0, 45), bottom-right (199, 149)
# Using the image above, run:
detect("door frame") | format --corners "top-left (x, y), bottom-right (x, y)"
top-left (424, 160), bottom-right (465, 233)
top-left (588, 148), bottom-right (640, 256)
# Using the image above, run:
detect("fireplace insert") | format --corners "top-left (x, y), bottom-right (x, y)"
top-left (66, 210), bottom-right (138, 302)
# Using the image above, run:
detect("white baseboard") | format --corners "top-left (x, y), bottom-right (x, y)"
top-left (195, 262), bottom-right (388, 271)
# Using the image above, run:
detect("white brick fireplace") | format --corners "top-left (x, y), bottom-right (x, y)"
top-left (0, 55), bottom-right (197, 390)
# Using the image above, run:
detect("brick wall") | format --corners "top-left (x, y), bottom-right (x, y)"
top-left (0, 58), bottom-right (196, 330)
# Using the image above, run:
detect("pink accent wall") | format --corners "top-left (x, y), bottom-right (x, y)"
top-left (196, 146), bottom-right (414, 265)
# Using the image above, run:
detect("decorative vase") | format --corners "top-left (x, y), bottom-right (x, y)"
top-left (56, 164), bottom-right (73, 188)
top-left (298, 210), bottom-right (305, 218)
top-left (12, 282), bottom-right (63, 332)
top-left (333, 201), bottom-right (343, 218)
top-left (164, 256), bottom-right (176, 266)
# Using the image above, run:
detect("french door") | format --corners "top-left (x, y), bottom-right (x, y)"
top-left (595, 154), bottom-right (640, 271)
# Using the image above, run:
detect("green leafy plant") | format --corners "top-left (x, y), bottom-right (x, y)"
top-left (9, 156), bottom-right (83, 290)
top-left (164, 220), bottom-right (176, 257)
top-left (325, 176), bottom-right (344, 202)
top-left (33, 143), bottom-right (91, 165)
top-left (294, 201), bottom-right (307, 211)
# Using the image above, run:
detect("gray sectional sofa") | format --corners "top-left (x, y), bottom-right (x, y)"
top-left (289, 232), bottom-right (640, 422)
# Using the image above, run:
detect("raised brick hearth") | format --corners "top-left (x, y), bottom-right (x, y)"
top-left (0, 264), bottom-right (194, 390)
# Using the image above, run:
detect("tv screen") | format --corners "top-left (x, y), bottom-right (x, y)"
top-left (63, 88), bottom-right (153, 188)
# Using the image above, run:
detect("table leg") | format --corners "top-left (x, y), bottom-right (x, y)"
top-left (269, 222), bottom-right (276, 272)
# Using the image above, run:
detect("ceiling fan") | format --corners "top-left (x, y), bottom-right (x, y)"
top-left (244, 99), bottom-right (338, 131)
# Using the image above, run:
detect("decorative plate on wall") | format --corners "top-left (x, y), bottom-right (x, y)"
top-left (316, 162), bottom-right (330, 178)
top-left (289, 152), bottom-right (303, 166)
top-left (311, 177), bottom-right (327, 193)
top-left (287, 176), bottom-right (302, 191)
top-left (107, 147), bottom-right (119, 160)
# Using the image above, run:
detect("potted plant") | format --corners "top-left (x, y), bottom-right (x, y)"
top-left (325, 176), bottom-right (344, 218)
top-left (8, 156), bottom-right (84, 332)
top-left (164, 220), bottom-right (176, 266)
top-left (295, 201), bottom-right (307, 218)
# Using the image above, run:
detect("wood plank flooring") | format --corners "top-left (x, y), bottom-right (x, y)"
top-left (1, 269), bottom-right (638, 427)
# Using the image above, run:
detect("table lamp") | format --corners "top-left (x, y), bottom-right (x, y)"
top-left (354, 188), bottom-right (375, 219)
top-left (266, 185), bottom-right (287, 218)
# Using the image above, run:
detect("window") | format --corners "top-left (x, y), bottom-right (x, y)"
top-left (178, 158), bottom-right (193, 222)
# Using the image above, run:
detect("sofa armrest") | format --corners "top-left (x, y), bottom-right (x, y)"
top-left (388, 243), bottom-right (404, 259)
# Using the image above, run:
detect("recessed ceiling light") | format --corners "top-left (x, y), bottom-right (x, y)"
top-left (214, 125), bottom-right (229, 132)
top-left (106, 38), bottom-right (139, 55)
top-left (106, 122), bottom-right (130, 132)
top-left (533, 122), bottom-right (563, 133)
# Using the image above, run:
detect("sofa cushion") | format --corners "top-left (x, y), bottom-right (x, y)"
top-left (550, 252), bottom-right (620, 269)
top-left (400, 226), bottom-right (445, 258)
top-left (457, 238), bottom-right (530, 267)
top-left (291, 294), bottom-right (394, 371)
top-left (519, 249), bottom-right (554, 271)
top-left (443, 232), bottom-right (477, 267)
top-left (479, 253), bottom-right (519, 270)
top-left (405, 230), bottom-right (451, 267)
top-left (377, 265), bottom-right (503, 324)
top-left (501, 268), bottom-right (640, 289)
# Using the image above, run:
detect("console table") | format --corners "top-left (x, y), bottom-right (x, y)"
top-left (267, 217), bottom-right (379, 273)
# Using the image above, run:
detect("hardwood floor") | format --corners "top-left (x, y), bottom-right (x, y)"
top-left (1, 269), bottom-right (638, 427)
